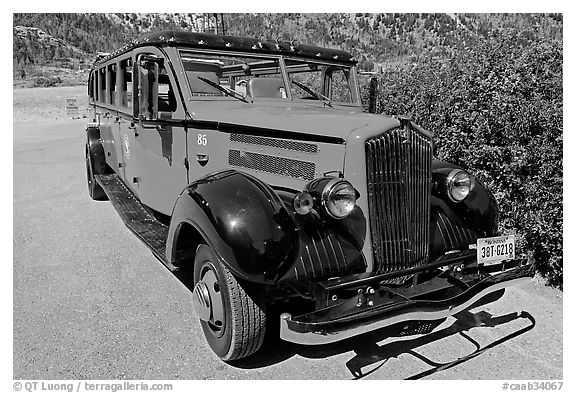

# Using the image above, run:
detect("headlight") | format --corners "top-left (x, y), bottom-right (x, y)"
top-left (321, 178), bottom-right (357, 219)
top-left (446, 169), bottom-right (472, 202)
top-left (293, 191), bottom-right (314, 215)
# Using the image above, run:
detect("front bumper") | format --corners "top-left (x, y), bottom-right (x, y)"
top-left (280, 257), bottom-right (534, 345)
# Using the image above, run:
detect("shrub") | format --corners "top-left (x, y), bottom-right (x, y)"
top-left (32, 75), bottom-right (62, 88)
top-left (364, 30), bottom-right (563, 287)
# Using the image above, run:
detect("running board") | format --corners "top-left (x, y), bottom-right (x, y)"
top-left (95, 174), bottom-right (177, 272)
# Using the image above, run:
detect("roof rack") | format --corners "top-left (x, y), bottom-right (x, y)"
top-left (92, 30), bottom-right (356, 68)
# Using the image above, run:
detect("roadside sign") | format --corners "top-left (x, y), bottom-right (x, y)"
top-left (66, 97), bottom-right (79, 118)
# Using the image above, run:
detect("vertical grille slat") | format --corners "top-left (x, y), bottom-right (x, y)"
top-left (379, 137), bottom-right (392, 269)
top-left (415, 135), bottom-right (421, 260)
top-left (365, 127), bottom-right (433, 274)
top-left (421, 131), bottom-right (431, 264)
top-left (398, 130), bottom-right (409, 268)
top-left (390, 132), bottom-right (401, 271)
top-left (393, 131), bottom-right (405, 271)
top-left (407, 130), bottom-right (414, 259)
top-left (382, 134), bottom-right (396, 269)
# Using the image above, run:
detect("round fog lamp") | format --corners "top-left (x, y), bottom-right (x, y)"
top-left (322, 179), bottom-right (357, 219)
top-left (446, 169), bottom-right (472, 202)
top-left (293, 192), bottom-right (314, 215)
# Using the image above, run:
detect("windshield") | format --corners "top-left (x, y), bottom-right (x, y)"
top-left (284, 59), bottom-right (356, 104)
top-left (179, 50), bottom-right (358, 105)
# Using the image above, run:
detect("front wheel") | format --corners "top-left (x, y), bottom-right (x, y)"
top-left (192, 244), bottom-right (267, 361)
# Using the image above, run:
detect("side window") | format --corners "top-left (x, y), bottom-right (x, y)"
top-left (158, 64), bottom-right (176, 113)
top-left (135, 54), bottom-right (176, 120)
top-left (108, 64), bottom-right (117, 105)
top-left (88, 72), bottom-right (94, 100)
top-left (98, 67), bottom-right (106, 103)
top-left (93, 71), bottom-right (99, 102)
top-left (118, 58), bottom-right (133, 110)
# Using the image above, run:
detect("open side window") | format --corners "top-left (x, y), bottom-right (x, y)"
top-left (135, 54), bottom-right (177, 121)
top-left (98, 67), bottom-right (106, 103)
top-left (88, 72), bottom-right (94, 101)
top-left (157, 67), bottom-right (177, 113)
top-left (93, 70), bottom-right (99, 102)
top-left (135, 54), bottom-right (159, 120)
top-left (108, 64), bottom-right (117, 105)
top-left (118, 58), bottom-right (133, 110)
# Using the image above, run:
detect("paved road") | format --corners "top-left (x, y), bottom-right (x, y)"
top-left (13, 120), bottom-right (563, 380)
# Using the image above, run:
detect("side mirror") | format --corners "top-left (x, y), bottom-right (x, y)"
top-left (368, 76), bottom-right (378, 114)
top-left (137, 56), bottom-right (159, 121)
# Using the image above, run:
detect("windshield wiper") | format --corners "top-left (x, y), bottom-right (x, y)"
top-left (292, 80), bottom-right (332, 107)
top-left (197, 76), bottom-right (250, 103)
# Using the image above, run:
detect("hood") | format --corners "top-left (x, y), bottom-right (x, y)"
top-left (189, 101), bottom-right (399, 142)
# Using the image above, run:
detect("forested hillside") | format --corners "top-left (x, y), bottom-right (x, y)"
top-left (226, 13), bottom-right (562, 70)
top-left (12, 13), bottom-right (563, 287)
top-left (13, 13), bottom-right (562, 73)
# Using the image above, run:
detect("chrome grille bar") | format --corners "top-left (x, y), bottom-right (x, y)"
top-left (366, 127), bottom-right (433, 274)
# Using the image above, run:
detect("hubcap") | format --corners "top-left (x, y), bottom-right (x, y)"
top-left (194, 264), bottom-right (225, 337)
top-left (192, 281), bottom-right (212, 321)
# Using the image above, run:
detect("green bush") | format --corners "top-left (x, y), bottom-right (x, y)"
top-left (32, 75), bottom-right (62, 88)
top-left (364, 30), bottom-right (563, 287)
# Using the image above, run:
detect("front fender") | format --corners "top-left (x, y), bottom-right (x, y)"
top-left (168, 170), bottom-right (299, 283)
top-left (430, 160), bottom-right (499, 259)
top-left (86, 126), bottom-right (107, 175)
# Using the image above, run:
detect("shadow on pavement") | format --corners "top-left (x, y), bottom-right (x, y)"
top-left (345, 309), bottom-right (535, 379)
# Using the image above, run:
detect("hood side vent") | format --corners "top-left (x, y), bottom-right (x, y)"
top-left (229, 149), bottom-right (315, 181)
top-left (230, 133), bottom-right (318, 154)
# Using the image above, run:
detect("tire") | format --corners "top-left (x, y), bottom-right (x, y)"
top-left (85, 144), bottom-right (107, 201)
top-left (193, 244), bottom-right (266, 361)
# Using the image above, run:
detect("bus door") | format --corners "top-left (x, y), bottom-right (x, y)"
top-left (132, 52), bottom-right (188, 215)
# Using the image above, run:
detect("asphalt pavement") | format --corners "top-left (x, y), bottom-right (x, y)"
top-left (13, 119), bottom-right (563, 380)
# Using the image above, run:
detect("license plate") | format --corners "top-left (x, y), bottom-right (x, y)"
top-left (477, 235), bottom-right (515, 265)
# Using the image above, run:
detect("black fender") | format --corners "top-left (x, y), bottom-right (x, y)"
top-left (273, 188), bottom-right (367, 283)
top-left (167, 170), bottom-right (299, 283)
top-left (430, 160), bottom-right (499, 259)
top-left (86, 126), bottom-right (107, 175)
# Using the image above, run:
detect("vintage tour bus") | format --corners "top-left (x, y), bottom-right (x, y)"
top-left (85, 30), bottom-right (534, 361)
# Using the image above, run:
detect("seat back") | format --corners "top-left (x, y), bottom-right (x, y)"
top-left (247, 78), bottom-right (286, 98)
